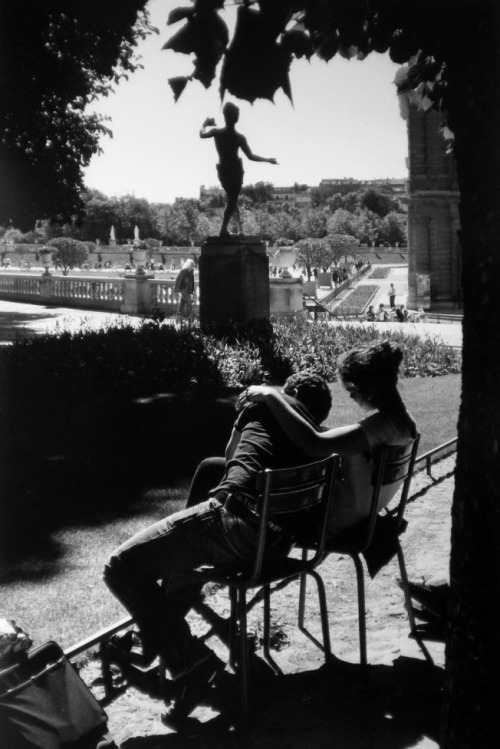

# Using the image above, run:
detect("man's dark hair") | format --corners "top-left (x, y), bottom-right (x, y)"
top-left (283, 371), bottom-right (332, 424)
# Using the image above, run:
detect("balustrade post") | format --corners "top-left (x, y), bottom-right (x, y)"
top-left (39, 275), bottom-right (55, 303)
top-left (120, 275), bottom-right (153, 315)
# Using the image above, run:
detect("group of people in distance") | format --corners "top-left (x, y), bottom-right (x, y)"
top-left (365, 303), bottom-right (427, 323)
top-left (364, 283), bottom-right (427, 323)
top-left (103, 340), bottom-right (418, 729)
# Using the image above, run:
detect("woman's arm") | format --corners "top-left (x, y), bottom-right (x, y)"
top-left (242, 386), bottom-right (369, 458)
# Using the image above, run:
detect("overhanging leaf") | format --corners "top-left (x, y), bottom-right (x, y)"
top-left (281, 29), bottom-right (313, 59)
top-left (220, 5), bottom-right (293, 102)
top-left (162, 21), bottom-right (198, 54)
top-left (168, 75), bottom-right (191, 102)
top-left (167, 7), bottom-right (195, 26)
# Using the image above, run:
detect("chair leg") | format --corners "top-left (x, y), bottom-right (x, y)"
top-left (309, 569), bottom-right (332, 660)
top-left (229, 586), bottom-right (238, 671)
top-left (237, 588), bottom-right (249, 719)
top-left (298, 549), bottom-right (309, 629)
top-left (262, 584), bottom-right (282, 675)
top-left (395, 542), bottom-right (418, 635)
top-left (351, 554), bottom-right (367, 665)
top-left (100, 638), bottom-right (114, 701)
top-left (297, 569), bottom-right (332, 656)
top-left (396, 542), bottom-right (434, 664)
top-left (263, 584), bottom-right (271, 655)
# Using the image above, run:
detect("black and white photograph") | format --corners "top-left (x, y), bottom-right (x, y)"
top-left (1, 2), bottom-right (497, 748)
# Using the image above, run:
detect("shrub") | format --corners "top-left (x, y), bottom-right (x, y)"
top-left (48, 237), bottom-right (89, 275)
top-left (0, 316), bottom-right (462, 410)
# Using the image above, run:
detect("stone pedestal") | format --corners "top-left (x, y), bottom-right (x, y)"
top-left (199, 236), bottom-right (270, 330)
top-left (270, 277), bottom-right (304, 316)
top-left (121, 275), bottom-right (151, 315)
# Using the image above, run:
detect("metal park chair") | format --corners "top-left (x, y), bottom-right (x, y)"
top-left (298, 436), bottom-right (421, 665)
top-left (190, 454), bottom-right (340, 718)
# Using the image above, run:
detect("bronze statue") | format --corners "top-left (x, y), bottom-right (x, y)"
top-left (200, 102), bottom-right (278, 236)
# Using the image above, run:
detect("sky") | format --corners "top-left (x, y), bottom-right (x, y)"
top-left (83, 0), bottom-right (409, 205)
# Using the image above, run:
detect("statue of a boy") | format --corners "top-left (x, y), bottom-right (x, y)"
top-left (200, 102), bottom-right (278, 236)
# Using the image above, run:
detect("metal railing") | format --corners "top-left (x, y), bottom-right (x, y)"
top-left (414, 437), bottom-right (458, 477)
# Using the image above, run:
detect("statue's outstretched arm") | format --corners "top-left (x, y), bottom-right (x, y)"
top-left (200, 118), bottom-right (217, 138)
top-left (240, 136), bottom-right (277, 164)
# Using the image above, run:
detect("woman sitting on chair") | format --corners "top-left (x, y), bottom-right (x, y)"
top-left (241, 341), bottom-right (418, 535)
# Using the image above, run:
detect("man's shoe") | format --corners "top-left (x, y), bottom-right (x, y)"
top-left (161, 653), bottom-right (225, 730)
top-left (108, 630), bottom-right (156, 668)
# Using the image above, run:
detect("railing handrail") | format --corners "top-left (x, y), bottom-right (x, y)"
top-left (64, 616), bottom-right (133, 660)
top-left (414, 436), bottom-right (458, 477)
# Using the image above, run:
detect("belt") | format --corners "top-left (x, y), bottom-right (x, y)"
top-left (214, 489), bottom-right (285, 536)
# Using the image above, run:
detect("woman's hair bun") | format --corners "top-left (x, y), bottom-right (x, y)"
top-left (339, 340), bottom-right (404, 390)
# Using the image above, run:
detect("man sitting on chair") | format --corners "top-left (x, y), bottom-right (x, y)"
top-left (103, 372), bottom-right (332, 727)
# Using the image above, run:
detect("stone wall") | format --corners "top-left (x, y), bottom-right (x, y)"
top-left (406, 106), bottom-right (462, 310)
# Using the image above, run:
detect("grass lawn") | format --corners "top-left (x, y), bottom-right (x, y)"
top-left (1, 373), bottom-right (460, 654)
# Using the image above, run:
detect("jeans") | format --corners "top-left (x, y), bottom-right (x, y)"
top-left (103, 492), bottom-right (290, 679)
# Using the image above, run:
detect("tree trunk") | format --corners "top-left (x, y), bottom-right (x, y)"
top-left (442, 14), bottom-right (500, 747)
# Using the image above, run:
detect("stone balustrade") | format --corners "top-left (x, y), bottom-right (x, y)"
top-left (0, 272), bottom-right (201, 315)
top-left (0, 271), bottom-right (304, 318)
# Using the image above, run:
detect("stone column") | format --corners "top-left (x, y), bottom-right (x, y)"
top-left (199, 236), bottom-right (270, 331)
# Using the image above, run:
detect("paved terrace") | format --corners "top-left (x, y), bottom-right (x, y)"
top-left (0, 297), bottom-right (462, 348)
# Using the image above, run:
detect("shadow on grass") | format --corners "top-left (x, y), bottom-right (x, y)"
top-left (0, 308), bottom-right (69, 342)
top-left (113, 655), bottom-right (443, 749)
top-left (0, 391), bottom-right (238, 567)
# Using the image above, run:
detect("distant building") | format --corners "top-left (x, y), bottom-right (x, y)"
top-left (271, 186), bottom-right (312, 210)
top-left (199, 185), bottom-right (224, 201)
top-left (318, 177), bottom-right (406, 196)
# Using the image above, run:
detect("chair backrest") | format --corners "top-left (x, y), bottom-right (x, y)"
top-left (249, 454), bottom-right (340, 584)
top-left (362, 433), bottom-right (421, 552)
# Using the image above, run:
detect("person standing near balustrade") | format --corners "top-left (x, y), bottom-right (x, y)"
top-left (174, 259), bottom-right (195, 323)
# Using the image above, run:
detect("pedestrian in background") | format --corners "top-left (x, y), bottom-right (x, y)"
top-left (174, 259), bottom-right (195, 323)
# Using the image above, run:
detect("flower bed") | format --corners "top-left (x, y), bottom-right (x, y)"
top-left (368, 267), bottom-right (392, 279)
top-left (334, 285), bottom-right (379, 314)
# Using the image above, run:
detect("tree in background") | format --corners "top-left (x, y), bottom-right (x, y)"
top-left (326, 208), bottom-right (362, 239)
top-left (359, 188), bottom-right (399, 217)
top-left (0, 0), bottom-right (155, 230)
top-left (76, 190), bottom-right (122, 244)
top-left (298, 209), bottom-right (328, 239)
top-left (241, 181), bottom-right (274, 204)
top-left (294, 237), bottom-right (332, 279)
top-left (1, 229), bottom-right (24, 245)
top-left (325, 234), bottom-right (360, 266)
top-left (165, 2), bottom-right (500, 746)
top-left (48, 237), bottom-right (89, 276)
top-left (378, 211), bottom-right (407, 246)
top-left (157, 199), bottom-right (201, 245)
top-left (266, 210), bottom-right (301, 244)
top-left (116, 195), bottom-right (160, 242)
